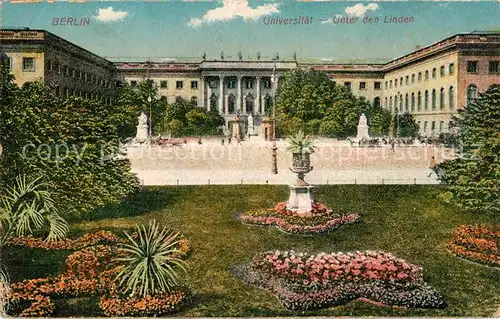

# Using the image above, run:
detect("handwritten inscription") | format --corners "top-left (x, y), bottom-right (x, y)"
top-left (52, 17), bottom-right (91, 26)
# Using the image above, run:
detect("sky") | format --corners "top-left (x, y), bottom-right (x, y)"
top-left (1, 0), bottom-right (499, 62)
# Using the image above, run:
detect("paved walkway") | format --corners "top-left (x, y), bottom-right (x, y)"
top-left (127, 139), bottom-right (453, 186)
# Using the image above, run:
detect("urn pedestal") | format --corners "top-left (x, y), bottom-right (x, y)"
top-left (286, 152), bottom-right (314, 216)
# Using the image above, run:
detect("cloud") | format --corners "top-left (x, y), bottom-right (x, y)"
top-left (188, 0), bottom-right (280, 27)
top-left (344, 3), bottom-right (379, 17)
top-left (95, 7), bottom-right (128, 22)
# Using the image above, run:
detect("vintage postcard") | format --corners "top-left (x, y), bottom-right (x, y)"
top-left (0, 0), bottom-right (498, 317)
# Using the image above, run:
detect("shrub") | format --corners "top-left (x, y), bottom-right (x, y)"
top-left (114, 220), bottom-right (188, 297)
top-left (5, 230), bottom-right (191, 316)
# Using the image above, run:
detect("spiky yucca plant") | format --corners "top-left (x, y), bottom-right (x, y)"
top-left (0, 175), bottom-right (68, 246)
top-left (115, 220), bottom-right (188, 297)
top-left (286, 130), bottom-right (317, 154)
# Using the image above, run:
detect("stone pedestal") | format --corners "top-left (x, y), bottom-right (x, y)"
top-left (135, 124), bottom-right (149, 143)
top-left (231, 117), bottom-right (241, 140)
top-left (261, 118), bottom-right (275, 140)
top-left (287, 185), bottom-right (314, 216)
top-left (356, 113), bottom-right (370, 140)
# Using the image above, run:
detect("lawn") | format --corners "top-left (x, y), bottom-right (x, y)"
top-left (4, 185), bottom-right (499, 316)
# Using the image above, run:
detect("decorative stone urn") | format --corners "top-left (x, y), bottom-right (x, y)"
top-left (285, 131), bottom-right (316, 216)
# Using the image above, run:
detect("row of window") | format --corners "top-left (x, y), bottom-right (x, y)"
top-left (341, 81), bottom-right (382, 91)
top-left (130, 79), bottom-right (199, 90)
top-left (46, 59), bottom-right (111, 88)
top-left (384, 86), bottom-right (456, 113)
top-left (53, 86), bottom-right (113, 105)
top-left (385, 63), bottom-right (455, 90)
top-left (131, 78), bottom-right (275, 90)
top-left (467, 60), bottom-right (499, 74)
top-left (2, 56), bottom-right (37, 72)
top-left (207, 92), bottom-right (273, 114)
top-left (418, 120), bottom-right (453, 134)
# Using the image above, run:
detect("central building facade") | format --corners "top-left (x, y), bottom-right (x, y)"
top-left (116, 32), bottom-right (500, 138)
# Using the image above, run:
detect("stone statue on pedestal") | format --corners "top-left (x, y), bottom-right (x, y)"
top-left (238, 51), bottom-right (243, 60)
top-left (247, 113), bottom-right (254, 136)
top-left (134, 112), bottom-right (149, 144)
top-left (356, 113), bottom-right (370, 140)
top-left (256, 52), bottom-right (261, 60)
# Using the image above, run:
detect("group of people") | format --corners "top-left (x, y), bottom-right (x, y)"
top-left (221, 136), bottom-right (243, 145)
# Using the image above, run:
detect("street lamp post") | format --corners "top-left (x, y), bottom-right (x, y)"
top-left (396, 107), bottom-right (400, 138)
top-left (147, 94), bottom-right (152, 137)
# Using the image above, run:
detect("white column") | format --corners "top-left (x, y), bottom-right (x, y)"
top-left (237, 76), bottom-right (242, 114)
top-left (219, 76), bottom-right (224, 114)
top-left (256, 76), bottom-right (261, 114)
top-left (202, 77), bottom-right (207, 110)
top-left (207, 83), bottom-right (212, 112)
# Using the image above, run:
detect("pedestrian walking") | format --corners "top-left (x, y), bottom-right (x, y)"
top-left (228, 136), bottom-right (232, 144)
top-left (428, 155), bottom-right (437, 177)
top-left (391, 140), bottom-right (395, 152)
top-left (221, 138), bottom-right (225, 145)
top-left (237, 138), bottom-right (242, 145)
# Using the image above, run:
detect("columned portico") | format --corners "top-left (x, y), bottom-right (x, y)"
top-left (199, 60), bottom-right (297, 137)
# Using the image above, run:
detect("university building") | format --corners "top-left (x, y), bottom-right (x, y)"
top-left (1, 28), bottom-right (499, 137)
top-left (0, 28), bottom-right (120, 105)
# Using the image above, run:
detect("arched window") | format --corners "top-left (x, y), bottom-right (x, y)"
top-left (467, 84), bottom-right (478, 106)
top-left (411, 93), bottom-right (415, 112)
top-left (399, 94), bottom-right (403, 110)
top-left (245, 93), bottom-right (254, 114)
top-left (417, 91), bottom-right (422, 111)
top-left (209, 93), bottom-right (218, 111)
top-left (440, 87), bottom-right (445, 109)
top-left (424, 90), bottom-right (429, 110)
top-left (432, 89), bottom-right (436, 109)
top-left (227, 93), bottom-right (235, 114)
top-left (423, 121), bottom-right (428, 133)
top-left (389, 96), bottom-right (393, 111)
top-left (373, 97), bottom-right (380, 108)
top-left (384, 97), bottom-right (388, 108)
top-left (405, 93), bottom-right (409, 111)
top-left (175, 96), bottom-right (183, 103)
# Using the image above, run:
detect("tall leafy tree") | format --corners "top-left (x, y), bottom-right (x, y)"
top-left (0, 76), bottom-right (139, 219)
top-left (437, 86), bottom-right (500, 215)
top-left (393, 113), bottom-right (420, 138)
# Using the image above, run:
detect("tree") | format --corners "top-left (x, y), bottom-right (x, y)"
top-left (276, 69), bottom-right (373, 138)
top-left (0, 77), bottom-right (140, 220)
top-left (366, 106), bottom-right (392, 137)
top-left (437, 86), bottom-right (500, 214)
top-left (161, 97), bottom-right (223, 136)
top-left (276, 69), bottom-right (335, 135)
top-left (115, 80), bottom-right (166, 137)
top-left (393, 112), bottom-right (419, 137)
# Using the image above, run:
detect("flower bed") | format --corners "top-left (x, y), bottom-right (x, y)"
top-left (6, 230), bottom-right (121, 250)
top-left (6, 231), bottom-right (191, 317)
top-left (446, 225), bottom-right (499, 268)
top-left (238, 202), bottom-right (361, 235)
top-left (234, 250), bottom-right (446, 311)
